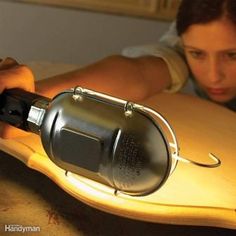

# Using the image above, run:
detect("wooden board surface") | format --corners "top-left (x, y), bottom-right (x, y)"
top-left (0, 92), bottom-right (235, 230)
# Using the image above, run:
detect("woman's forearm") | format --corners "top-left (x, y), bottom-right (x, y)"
top-left (36, 55), bottom-right (171, 101)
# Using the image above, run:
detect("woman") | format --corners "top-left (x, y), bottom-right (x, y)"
top-left (177, 0), bottom-right (236, 110)
top-left (123, 0), bottom-right (236, 110)
top-left (36, 0), bottom-right (236, 110)
top-left (0, 0), bottom-right (235, 138)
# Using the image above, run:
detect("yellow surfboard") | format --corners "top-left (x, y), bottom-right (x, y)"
top-left (0, 91), bottom-right (235, 229)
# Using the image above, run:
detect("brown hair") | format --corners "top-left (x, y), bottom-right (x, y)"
top-left (176, 0), bottom-right (236, 35)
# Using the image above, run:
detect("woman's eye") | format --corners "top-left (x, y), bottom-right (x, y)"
top-left (226, 52), bottom-right (236, 60)
top-left (188, 51), bottom-right (204, 59)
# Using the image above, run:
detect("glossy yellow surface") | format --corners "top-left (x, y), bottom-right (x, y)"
top-left (0, 92), bottom-right (235, 229)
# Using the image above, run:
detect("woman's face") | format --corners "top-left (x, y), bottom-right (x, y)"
top-left (181, 17), bottom-right (236, 103)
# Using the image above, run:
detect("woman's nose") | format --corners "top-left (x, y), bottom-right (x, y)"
top-left (207, 59), bottom-right (224, 84)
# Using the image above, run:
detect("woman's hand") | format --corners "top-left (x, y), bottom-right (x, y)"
top-left (0, 57), bottom-right (35, 139)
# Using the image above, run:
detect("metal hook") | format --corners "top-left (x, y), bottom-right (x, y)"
top-left (169, 143), bottom-right (221, 168)
top-left (173, 152), bottom-right (221, 168)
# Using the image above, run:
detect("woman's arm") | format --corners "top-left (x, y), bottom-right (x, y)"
top-left (36, 55), bottom-right (172, 101)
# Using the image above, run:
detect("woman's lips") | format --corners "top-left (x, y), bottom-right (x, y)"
top-left (207, 87), bottom-right (228, 96)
